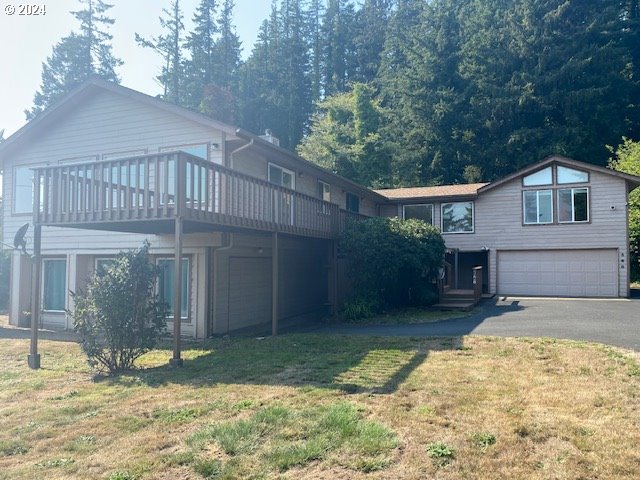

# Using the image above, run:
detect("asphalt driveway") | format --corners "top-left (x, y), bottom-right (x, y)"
top-left (315, 297), bottom-right (640, 351)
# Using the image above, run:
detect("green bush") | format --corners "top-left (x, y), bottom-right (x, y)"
top-left (339, 217), bottom-right (445, 317)
top-left (71, 242), bottom-right (167, 374)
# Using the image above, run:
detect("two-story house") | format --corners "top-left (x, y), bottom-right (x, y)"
top-left (1, 78), bottom-right (638, 349)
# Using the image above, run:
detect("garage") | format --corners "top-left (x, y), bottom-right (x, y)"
top-left (228, 257), bottom-right (272, 330)
top-left (497, 249), bottom-right (618, 297)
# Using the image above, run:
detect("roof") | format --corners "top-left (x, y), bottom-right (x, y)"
top-left (375, 183), bottom-right (488, 201)
top-left (479, 155), bottom-right (640, 192)
top-left (0, 76), bottom-right (239, 159)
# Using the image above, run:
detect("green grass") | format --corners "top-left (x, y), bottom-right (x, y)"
top-left (1, 333), bottom-right (640, 479)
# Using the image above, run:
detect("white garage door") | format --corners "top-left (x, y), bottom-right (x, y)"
top-left (497, 249), bottom-right (618, 297)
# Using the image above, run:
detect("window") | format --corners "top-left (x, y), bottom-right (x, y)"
top-left (557, 165), bottom-right (588, 184)
top-left (157, 258), bottom-right (190, 320)
top-left (14, 166), bottom-right (35, 214)
top-left (159, 144), bottom-right (208, 160)
top-left (268, 163), bottom-right (295, 189)
top-left (318, 181), bottom-right (331, 202)
top-left (102, 150), bottom-right (147, 161)
top-left (43, 259), bottom-right (66, 311)
top-left (346, 192), bottom-right (360, 213)
top-left (403, 204), bottom-right (434, 224)
top-left (523, 190), bottom-right (553, 224)
top-left (441, 202), bottom-right (474, 233)
top-left (558, 187), bottom-right (589, 223)
top-left (523, 166), bottom-right (552, 186)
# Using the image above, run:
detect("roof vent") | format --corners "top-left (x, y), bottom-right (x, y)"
top-left (259, 129), bottom-right (279, 146)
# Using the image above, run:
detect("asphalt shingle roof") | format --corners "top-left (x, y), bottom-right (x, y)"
top-left (374, 183), bottom-right (488, 200)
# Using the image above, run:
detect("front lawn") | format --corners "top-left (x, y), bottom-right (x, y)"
top-left (1, 334), bottom-right (639, 479)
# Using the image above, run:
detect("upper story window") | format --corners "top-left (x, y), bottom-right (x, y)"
top-left (268, 163), bottom-right (295, 189)
top-left (159, 144), bottom-right (208, 160)
top-left (318, 180), bottom-right (331, 202)
top-left (102, 150), bottom-right (147, 161)
top-left (557, 165), bottom-right (588, 184)
top-left (14, 166), bottom-right (35, 214)
top-left (558, 187), bottom-right (589, 223)
top-left (523, 190), bottom-right (553, 224)
top-left (403, 204), bottom-right (434, 225)
top-left (346, 192), bottom-right (360, 213)
top-left (441, 202), bottom-right (474, 233)
top-left (523, 166), bottom-right (552, 186)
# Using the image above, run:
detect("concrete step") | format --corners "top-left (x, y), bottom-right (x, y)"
top-left (442, 289), bottom-right (475, 298)
top-left (433, 301), bottom-right (476, 311)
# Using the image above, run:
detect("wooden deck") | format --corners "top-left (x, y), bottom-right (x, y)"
top-left (33, 152), bottom-right (366, 238)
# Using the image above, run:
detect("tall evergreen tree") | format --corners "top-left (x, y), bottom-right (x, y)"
top-left (183, 0), bottom-right (218, 109)
top-left (352, 0), bottom-right (393, 83)
top-left (28, 0), bottom-right (121, 118)
top-left (213, 0), bottom-right (242, 89)
top-left (136, 0), bottom-right (186, 104)
top-left (322, 0), bottom-right (357, 96)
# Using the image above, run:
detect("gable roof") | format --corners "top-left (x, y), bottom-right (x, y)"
top-left (375, 183), bottom-right (488, 201)
top-left (0, 76), bottom-right (239, 159)
top-left (479, 155), bottom-right (640, 192)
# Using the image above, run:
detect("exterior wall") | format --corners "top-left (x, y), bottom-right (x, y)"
top-left (211, 233), bottom-right (329, 335)
top-left (385, 169), bottom-right (631, 297)
top-left (2, 88), bottom-right (369, 333)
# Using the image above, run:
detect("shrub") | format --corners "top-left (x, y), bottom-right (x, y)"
top-left (71, 242), bottom-right (167, 374)
top-left (339, 217), bottom-right (445, 317)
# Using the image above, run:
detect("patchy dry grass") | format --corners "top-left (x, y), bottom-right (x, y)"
top-left (1, 333), bottom-right (640, 479)
top-left (356, 307), bottom-right (471, 325)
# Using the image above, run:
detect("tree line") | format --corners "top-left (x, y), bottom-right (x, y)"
top-left (27, 0), bottom-right (640, 188)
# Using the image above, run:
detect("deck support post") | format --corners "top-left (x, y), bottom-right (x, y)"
top-left (454, 249), bottom-right (459, 290)
top-left (170, 216), bottom-right (184, 367)
top-left (271, 232), bottom-right (279, 336)
top-left (28, 224), bottom-right (42, 369)
top-left (329, 240), bottom-right (338, 315)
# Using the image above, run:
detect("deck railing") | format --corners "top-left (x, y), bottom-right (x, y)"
top-left (33, 152), bottom-right (368, 238)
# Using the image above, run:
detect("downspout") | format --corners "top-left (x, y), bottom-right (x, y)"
top-left (229, 138), bottom-right (253, 169)
top-left (209, 136), bottom-right (252, 335)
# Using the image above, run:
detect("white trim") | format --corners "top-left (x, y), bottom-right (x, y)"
top-left (441, 201), bottom-right (474, 234)
top-left (402, 203), bottom-right (435, 225)
top-left (102, 149), bottom-right (147, 161)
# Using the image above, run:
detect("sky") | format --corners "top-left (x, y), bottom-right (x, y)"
top-left (0, 0), bottom-right (272, 137)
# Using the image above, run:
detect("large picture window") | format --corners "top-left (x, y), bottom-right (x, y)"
top-left (14, 166), bottom-right (34, 214)
top-left (43, 259), bottom-right (66, 311)
top-left (159, 144), bottom-right (208, 160)
top-left (403, 204), bottom-right (434, 225)
top-left (523, 190), bottom-right (553, 224)
top-left (157, 258), bottom-right (190, 320)
top-left (523, 167), bottom-right (552, 186)
top-left (557, 166), bottom-right (588, 184)
top-left (558, 187), bottom-right (589, 223)
top-left (441, 202), bottom-right (474, 233)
